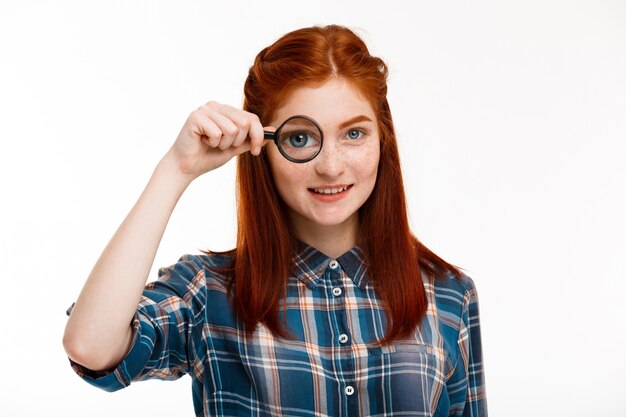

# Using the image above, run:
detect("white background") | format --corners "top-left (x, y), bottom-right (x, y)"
top-left (1, 0), bottom-right (625, 416)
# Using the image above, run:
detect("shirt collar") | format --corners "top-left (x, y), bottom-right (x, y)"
top-left (291, 239), bottom-right (369, 290)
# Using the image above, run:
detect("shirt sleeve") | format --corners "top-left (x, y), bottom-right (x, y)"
top-left (66, 255), bottom-right (208, 392)
top-left (447, 276), bottom-right (488, 416)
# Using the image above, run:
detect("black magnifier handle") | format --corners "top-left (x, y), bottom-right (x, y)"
top-left (263, 131), bottom-right (277, 140)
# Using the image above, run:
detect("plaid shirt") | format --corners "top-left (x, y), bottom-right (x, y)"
top-left (68, 242), bottom-right (487, 416)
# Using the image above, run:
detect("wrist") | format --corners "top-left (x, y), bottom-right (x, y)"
top-left (155, 153), bottom-right (196, 189)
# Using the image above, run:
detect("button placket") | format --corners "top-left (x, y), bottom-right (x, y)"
top-left (328, 259), bottom-right (350, 347)
top-left (326, 256), bottom-right (355, 407)
top-left (329, 260), bottom-right (344, 298)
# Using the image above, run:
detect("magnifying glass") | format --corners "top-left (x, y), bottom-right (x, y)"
top-left (263, 115), bottom-right (324, 163)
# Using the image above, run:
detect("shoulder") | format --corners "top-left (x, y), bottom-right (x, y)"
top-left (433, 271), bottom-right (478, 296)
top-left (425, 268), bottom-right (477, 297)
top-left (153, 252), bottom-right (235, 290)
top-left (424, 270), bottom-right (480, 322)
top-left (137, 252), bottom-right (235, 319)
top-left (158, 252), bottom-right (233, 274)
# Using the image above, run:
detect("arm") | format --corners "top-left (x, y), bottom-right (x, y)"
top-left (62, 101), bottom-right (269, 371)
top-left (63, 156), bottom-right (192, 371)
top-left (67, 255), bottom-right (211, 392)
top-left (445, 276), bottom-right (488, 416)
top-left (458, 277), bottom-right (488, 416)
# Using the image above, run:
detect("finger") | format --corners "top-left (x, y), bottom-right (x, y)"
top-left (226, 140), bottom-right (253, 158)
top-left (190, 111), bottom-right (222, 147)
top-left (251, 119), bottom-right (267, 156)
top-left (245, 114), bottom-right (265, 155)
top-left (218, 105), bottom-right (255, 149)
top-left (198, 106), bottom-right (240, 150)
top-left (255, 127), bottom-right (274, 155)
top-left (222, 133), bottom-right (272, 160)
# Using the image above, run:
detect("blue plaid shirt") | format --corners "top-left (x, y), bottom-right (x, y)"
top-left (68, 242), bottom-right (487, 416)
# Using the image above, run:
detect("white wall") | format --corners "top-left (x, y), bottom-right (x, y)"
top-left (1, 1), bottom-right (624, 415)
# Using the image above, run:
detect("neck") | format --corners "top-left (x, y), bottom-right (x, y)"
top-left (290, 214), bottom-right (360, 259)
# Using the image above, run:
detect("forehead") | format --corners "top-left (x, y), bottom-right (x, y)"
top-left (271, 78), bottom-right (376, 127)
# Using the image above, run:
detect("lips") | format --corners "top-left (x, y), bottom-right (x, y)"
top-left (308, 184), bottom-right (353, 193)
top-left (307, 184), bottom-right (353, 202)
top-left (310, 185), bottom-right (351, 195)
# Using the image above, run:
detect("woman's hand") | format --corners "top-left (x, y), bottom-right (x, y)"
top-left (165, 101), bottom-right (271, 180)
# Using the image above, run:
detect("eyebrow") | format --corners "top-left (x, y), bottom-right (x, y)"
top-left (338, 115), bottom-right (373, 129)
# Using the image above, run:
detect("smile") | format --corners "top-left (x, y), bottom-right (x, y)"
top-left (310, 185), bottom-right (352, 195)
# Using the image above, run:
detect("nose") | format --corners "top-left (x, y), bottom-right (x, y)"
top-left (313, 139), bottom-right (345, 178)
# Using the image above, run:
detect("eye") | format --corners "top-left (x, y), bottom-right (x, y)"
top-left (288, 132), bottom-right (309, 148)
top-left (346, 129), bottom-right (365, 140)
top-left (279, 129), bottom-right (321, 148)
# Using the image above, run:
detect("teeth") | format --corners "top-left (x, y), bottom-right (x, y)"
top-left (312, 186), bottom-right (349, 195)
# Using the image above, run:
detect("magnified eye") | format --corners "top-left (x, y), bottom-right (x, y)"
top-left (280, 129), bottom-right (320, 148)
top-left (288, 132), bottom-right (310, 148)
top-left (274, 116), bottom-right (323, 162)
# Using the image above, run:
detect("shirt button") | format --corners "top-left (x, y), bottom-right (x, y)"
top-left (329, 260), bottom-right (339, 270)
top-left (339, 334), bottom-right (349, 344)
top-left (332, 287), bottom-right (342, 296)
top-left (345, 385), bottom-right (355, 396)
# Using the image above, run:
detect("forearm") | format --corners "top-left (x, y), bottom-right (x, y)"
top-left (63, 153), bottom-right (193, 370)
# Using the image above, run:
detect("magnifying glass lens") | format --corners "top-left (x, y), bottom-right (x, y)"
top-left (276, 117), bottom-right (322, 162)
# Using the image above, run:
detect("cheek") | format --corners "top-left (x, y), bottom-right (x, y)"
top-left (359, 145), bottom-right (380, 183)
top-left (266, 147), bottom-right (303, 199)
top-left (267, 145), bottom-right (289, 180)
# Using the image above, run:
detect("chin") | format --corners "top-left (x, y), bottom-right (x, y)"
top-left (312, 219), bottom-right (348, 227)
top-left (308, 211), bottom-right (357, 228)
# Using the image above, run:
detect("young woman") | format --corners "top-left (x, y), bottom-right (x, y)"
top-left (63, 24), bottom-right (487, 416)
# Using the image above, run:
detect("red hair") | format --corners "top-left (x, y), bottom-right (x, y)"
top-left (217, 24), bottom-right (461, 344)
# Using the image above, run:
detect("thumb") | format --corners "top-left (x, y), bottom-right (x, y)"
top-left (230, 138), bottom-right (273, 158)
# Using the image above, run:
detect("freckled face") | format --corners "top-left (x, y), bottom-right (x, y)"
top-left (266, 78), bottom-right (380, 234)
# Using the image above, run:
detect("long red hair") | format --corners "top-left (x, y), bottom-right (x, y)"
top-left (217, 24), bottom-right (461, 345)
